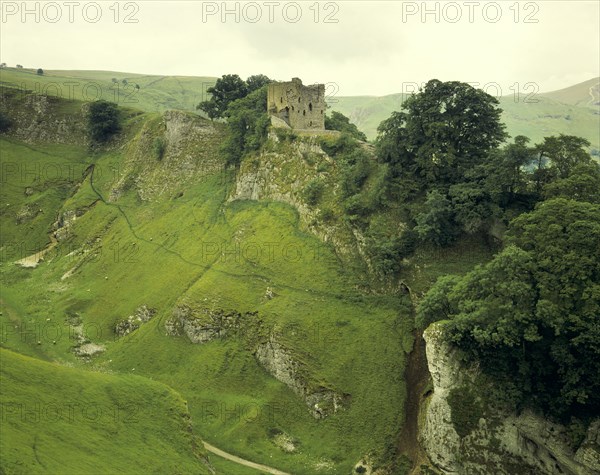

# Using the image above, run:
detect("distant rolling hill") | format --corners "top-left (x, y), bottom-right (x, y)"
top-left (0, 67), bottom-right (217, 113)
top-left (330, 78), bottom-right (600, 150)
top-left (541, 77), bottom-right (600, 107)
top-left (1, 68), bottom-right (598, 151)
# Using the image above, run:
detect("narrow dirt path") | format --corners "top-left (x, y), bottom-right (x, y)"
top-left (397, 330), bottom-right (431, 471)
top-left (203, 442), bottom-right (291, 475)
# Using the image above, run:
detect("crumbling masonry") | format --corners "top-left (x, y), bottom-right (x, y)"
top-left (268, 78), bottom-right (325, 130)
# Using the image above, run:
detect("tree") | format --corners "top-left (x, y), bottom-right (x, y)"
top-left (436, 198), bottom-right (600, 420)
top-left (481, 136), bottom-right (536, 205)
top-left (535, 135), bottom-right (591, 179)
top-left (16, 64), bottom-right (23, 69)
top-left (220, 86), bottom-right (270, 167)
top-left (0, 63), bottom-right (7, 69)
top-left (122, 79), bottom-right (128, 86)
top-left (197, 74), bottom-right (248, 120)
top-left (414, 190), bottom-right (458, 246)
top-left (36, 68), bottom-right (43, 75)
top-left (377, 80), bottom-right (507, 188)
top-left (0, 110), bottom-right (11, 132)
top-left (416, 274), bottom-right (461, 328)
top-left (87, 100), bottom-right (121, 143)
top-left (543, 162), bottom-right (600, 204)
top-left (325, 111), bottom-right (367, 141)
top-left (246, 74), bottom-right (272, 93)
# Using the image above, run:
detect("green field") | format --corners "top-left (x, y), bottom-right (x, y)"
top-left (1, 70), bottom-right (595, 474)
top-left (0, 348), bottom-right (210, 474)
top-left (0, 90), bottom-right (416, 474)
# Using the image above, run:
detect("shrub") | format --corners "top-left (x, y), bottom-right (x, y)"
top-left (0, 110), bottom-right (12, 132)
top-left (87, 100), bottom-right (121, 143)
top-left (303, 179), bottom-right (325, 206)
top-left (153, 137), bottom-right (166, 160)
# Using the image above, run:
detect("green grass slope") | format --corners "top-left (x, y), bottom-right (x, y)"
top-left (541, 77), bottom-right (600, 107)
top-left (0, 348), bottom-right (210, 475)
top-left (0, 93), bottom-right (413, 473)
top-left (0, 68), bottom-right (217, 114)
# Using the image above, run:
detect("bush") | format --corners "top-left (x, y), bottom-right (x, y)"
top-left (0, 110), bottom-right (12, 132)
top-left (87, 100), bottom-right (121, 143)
top-left (319, 133), bottom-right (356, 157)
top-left (153, 137), bottom-right (166, 160)
top-left (303, 178), bottom-right (325, 206)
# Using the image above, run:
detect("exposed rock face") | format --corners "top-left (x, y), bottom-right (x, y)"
top-left (110, 111), bottom-right (224, 202)
top-left (0, 91), bottom-right (87, 144)
top-left (421, 323), bottom-right (600, 475)
top-left (166, 304), bottom-right (348, 419)
top-left (165, 305), bottom-right (254, 343)
top-left (114, 305), bottom-right (156, 337)
top-left (229, 131), bottom-right (363, 262)
top-left (255, 336), bottom-right (349, 419)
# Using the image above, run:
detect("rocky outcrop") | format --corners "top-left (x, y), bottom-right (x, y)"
top-left (110, 111), bottom-right (224, 202)
top-left (229, 131), bottom-right (364, 262)
top-left (165, 303), bottom-right (348, 419)
top-left (114, 305), bottom-right (156, 337)
top-left (165, 305), bottom-right (255, 343)
top-left (255, 336), bottom-right (349, 419)
top-left (421, 323), bottom-right (600, 475)
top-left (0, 90), bottom-right (87, 144)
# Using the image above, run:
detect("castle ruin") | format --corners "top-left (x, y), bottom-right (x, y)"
top-left (268, 78), bottom-right (325, 130)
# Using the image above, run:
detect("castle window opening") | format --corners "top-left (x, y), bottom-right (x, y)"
top-left (309, 103), bottom-right (313, 112)
top-left (303, 110), bottom-right (306, 116)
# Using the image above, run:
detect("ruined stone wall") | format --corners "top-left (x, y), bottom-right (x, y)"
top-left (268, 78), bottom-right (325, 130)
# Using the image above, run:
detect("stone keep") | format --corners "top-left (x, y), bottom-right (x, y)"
top-left (268, 78), bottom-right (325, 130)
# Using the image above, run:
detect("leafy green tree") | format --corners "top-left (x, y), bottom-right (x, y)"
top-left (414, 190), bottom-right (458, 246)
top-left (543, 162), bottom-right (600, 203)
top-left (377, 80), bottom-right (507, 188)
top-left (220, 86), bottom-right (270, 167)
top-left (246, 74), bottom-right (272, 93)
top-left (325, 111), bottom-right (367, 141)
top-left (36, 68), bottom-right (43, 75)
top-left (449, 181), bottom-right (498, 234)
top-left (482, 135), bottom-right (536, 205)
top-left (437, 198), bottom-right (600, 420)
top-left (416, 274), bottom-right (461, 328)
top-left (87, 100), bottom-right (121, 143)
top-left (535, 134), bottom-right (591, 179)
top-left (197, 74), bottom-right (248, 120)
top-left (0, 110), bottom-right (11, 132)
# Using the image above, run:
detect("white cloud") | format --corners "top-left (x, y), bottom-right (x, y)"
top-left (1, 1), bottom-right (598, 95)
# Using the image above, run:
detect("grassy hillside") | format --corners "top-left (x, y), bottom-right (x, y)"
top-left (542, 77), bottom-right (600, 107)
top-left (0, 90), bottom-right (417, 474)
top-left (0, 348), bottom-right (210, 475)
top-left (0, 67), bottom-right (217, 114)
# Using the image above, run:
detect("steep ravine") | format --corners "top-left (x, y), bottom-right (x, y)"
top-left (398, 330), bottom-right (433, 473)
top-left (420, 323), bottom-right (600, 475)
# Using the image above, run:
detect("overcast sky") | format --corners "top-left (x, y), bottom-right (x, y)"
top-left (1, 1), bottom-right (599, 96)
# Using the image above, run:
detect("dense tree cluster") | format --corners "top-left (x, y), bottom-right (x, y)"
top-left (87, 100), bottom-right (121, 143)
top-left (197, 74), bottom-right (272, 120)
top-left (325, 111), bottom-right (367, 141)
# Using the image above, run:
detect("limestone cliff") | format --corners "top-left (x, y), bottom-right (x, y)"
top-left (421, 323), bottom-right (600, 475)
top-left (229, 130), bottom-right (366, 263)
top-left (165, 304), bottom-right (348, 419)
